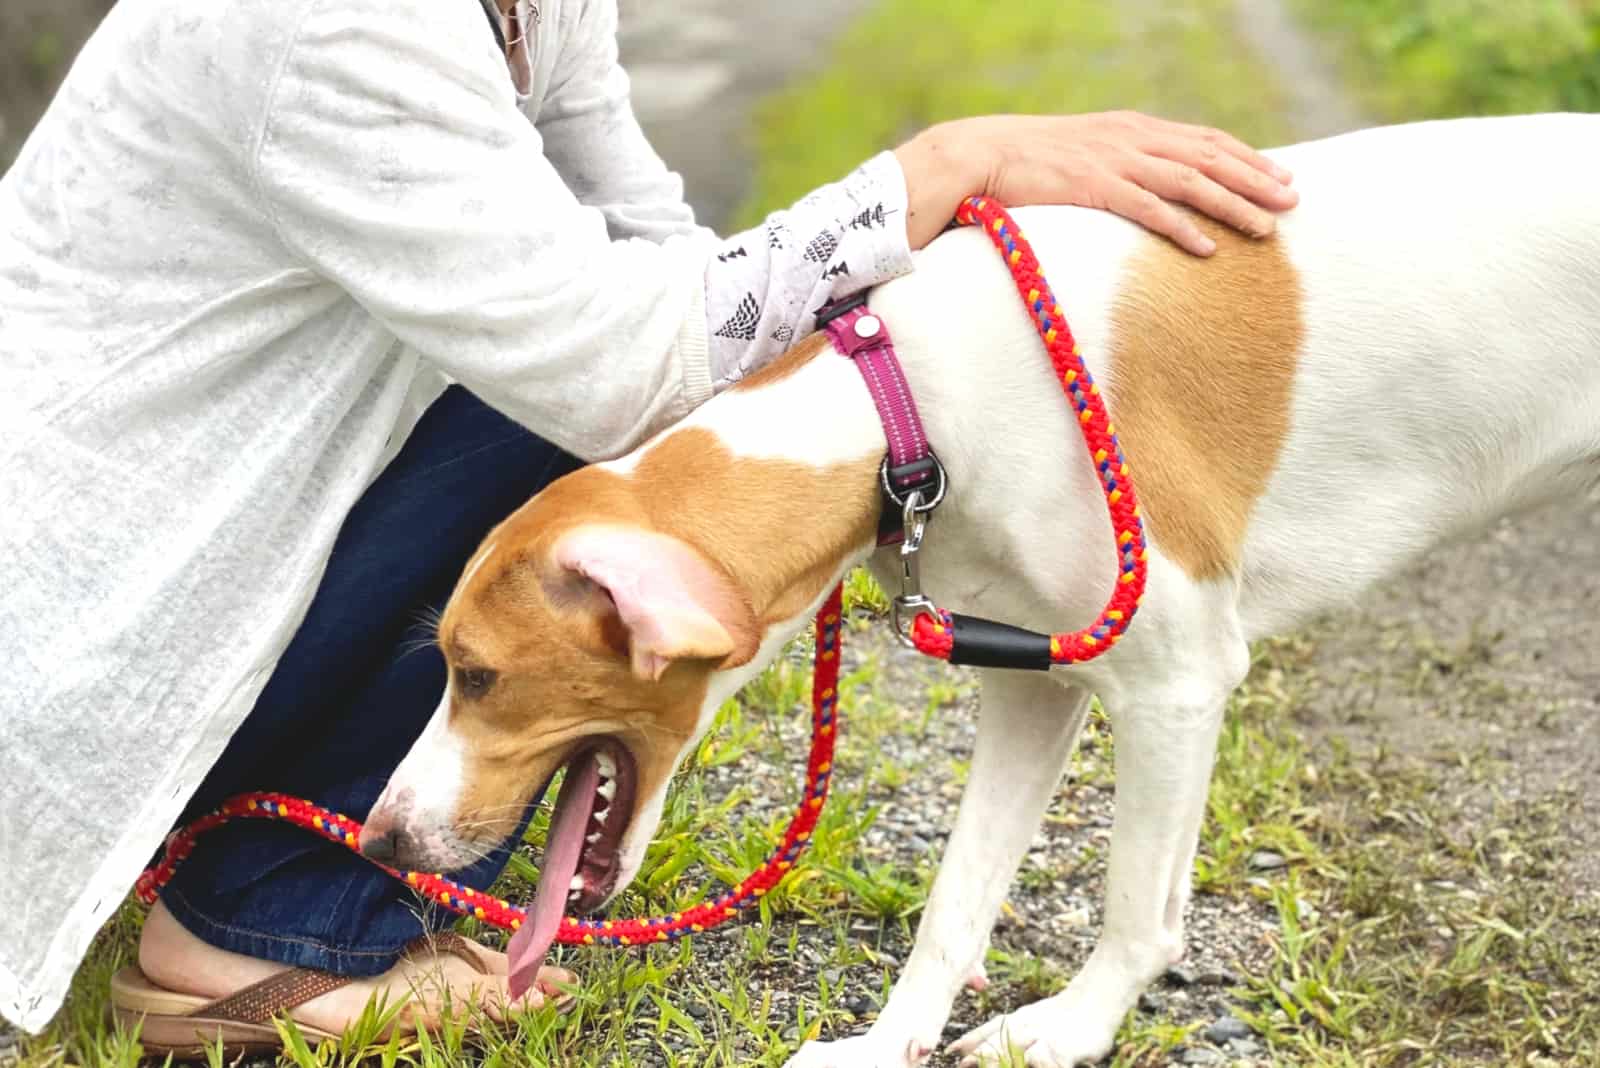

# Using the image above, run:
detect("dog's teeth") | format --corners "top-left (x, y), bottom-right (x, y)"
top-left (596, 752), bottom-right (617, 779)
top-left (597, 780), bottom-right (616, 801)
top-left (569, 875), bottom-right (585, 892)
top-left (586, 832), bottom-right (602, 844)
top-left (593, 807), bottom-right (610, 825)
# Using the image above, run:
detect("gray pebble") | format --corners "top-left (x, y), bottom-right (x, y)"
top-left (1138, 991), bottom-right (1164, 1013)
top-left (1229, 1037), bottom-right (1263, 1056)
top-left (876, 952), bottom-right (901, 968)
top-left (1178, 1047), bottom-right (1224, 1065)
top-left (686, 1002), bottom-right (710, 1019)
top-left (845, 995), bottom-right (873, 1016)
top-left (1200, 968), bottom-right (1243, 987)
top-left (1248, 850), bottom-right (1288, 871)
top-left (1204, 1015), bottom-right (1254, 1043)
top-left (1165, 964), bottom-right (1199, 986)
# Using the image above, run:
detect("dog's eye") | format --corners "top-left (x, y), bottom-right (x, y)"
top-left (455, 666), bottom-right (498, 698)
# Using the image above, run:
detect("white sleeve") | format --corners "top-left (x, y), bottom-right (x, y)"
top-left (255, 0), bottom-right (713, 461)
top-left (534, 0), bottom-right (705, 243)
top-left (535, 0), bottom-right (916, 389)
top-left (699, 150), bottom-right (913, 389)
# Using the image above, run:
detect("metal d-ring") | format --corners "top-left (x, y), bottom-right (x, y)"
top-left (879, 454), bottom-right (948, 516)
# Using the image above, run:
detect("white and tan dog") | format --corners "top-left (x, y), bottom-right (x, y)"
top-left (362, 113), bottom-right (1600, 1067)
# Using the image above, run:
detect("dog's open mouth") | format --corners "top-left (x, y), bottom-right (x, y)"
top-left (560, 740), bottom-right (638, 912)
top-left (505, 739), bottom-right (637, 998)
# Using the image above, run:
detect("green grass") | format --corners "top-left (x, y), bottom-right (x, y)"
top-left (734, 0), bottom-right (1295, 230)
top-left (1196, 637), bottom-right (1600, 1067)
top-left (1296, 0), bottom-right (1600, 120)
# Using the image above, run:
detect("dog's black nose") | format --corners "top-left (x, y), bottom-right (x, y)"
top-left (360, 828), bottom-right (405, 863)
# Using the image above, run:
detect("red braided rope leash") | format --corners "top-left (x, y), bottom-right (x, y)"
top-left (137, 588), bottom-right (844, 947)
top-left (908, 197), bottom-right (1148, 664)
top-left (134, 198), bottom-right (1142, 948)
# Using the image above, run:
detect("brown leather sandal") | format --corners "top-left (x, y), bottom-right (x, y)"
top-left (110, 932), bottom-right (514, 1057)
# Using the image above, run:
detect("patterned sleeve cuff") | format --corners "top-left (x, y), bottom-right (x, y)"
top-left (703, 150), bottom-right (915, 390)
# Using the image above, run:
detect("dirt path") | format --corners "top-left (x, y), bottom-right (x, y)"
top-left (1232, 0), bottom-right (1366, 139)
top-left (616, 0), bottom-right (876, 231)
top-left (0, 1), bottom-right (115, 169)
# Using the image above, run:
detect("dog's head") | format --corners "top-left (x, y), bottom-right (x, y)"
top-left (361, 338), bottom-right (883, 988)
top-left (360, 463), bottom-right (767, 910)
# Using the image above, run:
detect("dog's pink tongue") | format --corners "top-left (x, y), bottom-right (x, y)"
top-left (506, 754), bottom-right (598, 1001)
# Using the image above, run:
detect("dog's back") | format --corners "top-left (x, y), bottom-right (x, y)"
top-left (1240, 114), bottom-right (1600, 631)
top-left (870, 113), bottom-right (1600, 645)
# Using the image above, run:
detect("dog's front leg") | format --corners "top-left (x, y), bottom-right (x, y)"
top-left (948, 680), bottom-right (1230, 1067)
top-left (788, 673), bottom-right (1091, 1068)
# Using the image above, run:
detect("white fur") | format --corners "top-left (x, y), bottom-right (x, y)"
top-left (607, 339), bottom-right (887, 472)
top-left (369, 682), bottom-right (477, 868)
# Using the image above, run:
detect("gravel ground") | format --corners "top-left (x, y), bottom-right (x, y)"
top-left (541, 617), bottom-right (1284, 1067)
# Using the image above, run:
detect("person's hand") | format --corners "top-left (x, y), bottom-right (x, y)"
top-left (893, 111), bottom-right (1299, 255)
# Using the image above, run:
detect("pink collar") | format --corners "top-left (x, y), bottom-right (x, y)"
top-left (818, 296), bottom-right (946, 545)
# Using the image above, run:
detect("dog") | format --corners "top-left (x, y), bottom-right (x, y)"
top-left (360, 113), bottom-right (1600, 1067)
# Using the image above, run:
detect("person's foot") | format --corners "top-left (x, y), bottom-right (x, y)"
top-left (137, 900), bottom-right (575, 1034)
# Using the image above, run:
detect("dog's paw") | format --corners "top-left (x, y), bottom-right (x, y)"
top-left (786, 1030), bottom-right (934, 1068)
top-left (946, 997), bottom-right (1118, 1068)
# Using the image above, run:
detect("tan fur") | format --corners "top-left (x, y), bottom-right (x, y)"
top-left (1106, 219), bottom-right (1304, 579)
top-left (435, 419), bottom-right (881, 848)
top-left (728, 332), bottom-right (832, 393)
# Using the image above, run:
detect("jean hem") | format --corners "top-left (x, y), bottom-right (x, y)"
top-left (161, 886), bottom-right (408, 978)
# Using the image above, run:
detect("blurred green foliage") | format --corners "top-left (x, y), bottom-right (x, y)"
top-left (1302, 0), bottom-right (1600, 118)
top-left (734, 0), bottom-right (1295, 228)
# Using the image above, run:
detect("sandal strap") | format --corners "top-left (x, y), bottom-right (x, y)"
top-left (192, 968), bottom-right (352, 1025)
top-left (404, 931), bottom-right (489, 975)
top-left (186, 932), bottom-right (488, 1024)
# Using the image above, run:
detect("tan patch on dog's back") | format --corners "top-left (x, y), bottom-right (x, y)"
top-left (1107, 218), bottom-right (1304, 580)
top-left (728, 332), bottom-right (832, 393)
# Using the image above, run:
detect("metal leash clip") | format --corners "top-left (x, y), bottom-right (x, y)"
top-left (891, 487), bottom-right (935, 648)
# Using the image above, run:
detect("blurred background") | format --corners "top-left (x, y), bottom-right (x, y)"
top-left (6, 0), bottom-right (1597, 225)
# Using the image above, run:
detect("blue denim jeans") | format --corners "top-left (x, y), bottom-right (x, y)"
top-left (161, 386), bottom-right (580, 975)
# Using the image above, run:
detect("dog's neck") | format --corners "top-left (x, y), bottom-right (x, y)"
top-left (599, 335), bottom-right (889, 634)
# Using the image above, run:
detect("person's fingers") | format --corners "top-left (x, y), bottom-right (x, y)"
top-left (1131, 156), bottom-right (1277, 239)
top-left (1151, 134), bottom-right (1299, 210)
top-left (1169, 119), bottom-right (1294, 183)
top-left (1101, 174), bottom-right (1216, 256)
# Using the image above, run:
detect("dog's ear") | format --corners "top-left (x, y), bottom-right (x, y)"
top-left (550, 526), bottom-right (758, 681)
